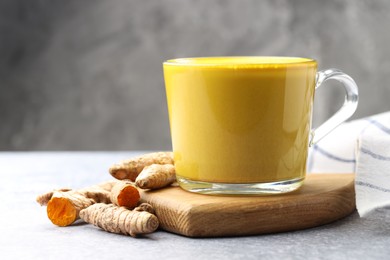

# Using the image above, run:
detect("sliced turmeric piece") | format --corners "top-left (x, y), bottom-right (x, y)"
top-left (79, 203), bottom-right (159, 237)
top-left (109, 152), bottom-right (174, 181)
top-left (110, 181), bottom-right (140, 209)
top-left (135, 164), bottom-right (176, 190)
top-left (36, 181), bottom-right (116, 227)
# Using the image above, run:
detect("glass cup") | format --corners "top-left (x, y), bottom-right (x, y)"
top-left (163, 57), bottom-right (358, 195)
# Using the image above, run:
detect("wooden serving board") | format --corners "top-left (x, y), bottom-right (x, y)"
top-left (140, 174), bottom-right (355, 237)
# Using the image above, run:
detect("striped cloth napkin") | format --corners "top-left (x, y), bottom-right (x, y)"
top-left (308, 111), bottom-right (390, 217)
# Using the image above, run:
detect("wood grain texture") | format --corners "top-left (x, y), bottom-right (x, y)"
top-left (140, 174), bottom-right (355, 237)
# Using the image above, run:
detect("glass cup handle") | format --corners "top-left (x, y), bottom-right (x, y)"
top-left (309, 69), bottom-right (359, 146)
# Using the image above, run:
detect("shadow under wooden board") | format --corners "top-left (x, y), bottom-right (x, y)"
top-left (140, 174), bottom-right (355, 237)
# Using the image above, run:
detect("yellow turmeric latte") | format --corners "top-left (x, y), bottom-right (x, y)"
top-left (164, 57), bottom-right (317, 184)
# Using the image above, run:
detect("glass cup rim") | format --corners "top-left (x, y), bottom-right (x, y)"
top-left (163, 56), bottom-right (317, 68)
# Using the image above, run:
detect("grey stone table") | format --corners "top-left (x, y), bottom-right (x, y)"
top-left (0, 152), bottom-right (389, 260)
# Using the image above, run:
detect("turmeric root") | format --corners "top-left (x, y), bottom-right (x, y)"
top-left (109, 152), bottom-right (174, 181)
top-left (135, 164), bottom-right (176, 190)
top-left (79, 203), bottom-right (159, 237)
top-left (134, 203), bottom-right (155, 214)
top-left (36, 181), bottom-right (117, 227)
top-left (36, 188), bottom-right (71, 206)
top-left (110, 181), bottom-right (140, 209)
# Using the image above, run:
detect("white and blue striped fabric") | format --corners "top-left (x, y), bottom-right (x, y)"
top-left (308, 111), bottom-right (390, 217)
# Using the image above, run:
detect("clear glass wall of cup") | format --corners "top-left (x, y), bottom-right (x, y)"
top-left (163, 57), bottom-right (358, 195)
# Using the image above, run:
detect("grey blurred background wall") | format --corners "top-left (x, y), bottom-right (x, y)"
top-left (0, 0), bottom-right (389, 151)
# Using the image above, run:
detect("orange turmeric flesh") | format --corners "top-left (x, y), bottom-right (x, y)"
top-left (116, 185), bottom-right (140, 209)
top-left (47, 197), bottom-right (77, 227)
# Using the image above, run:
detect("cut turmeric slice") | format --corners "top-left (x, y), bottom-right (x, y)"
top-left (36, 181), bottom-right (116, 227)
top-left (110, 181), bottom-right (140, 209)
